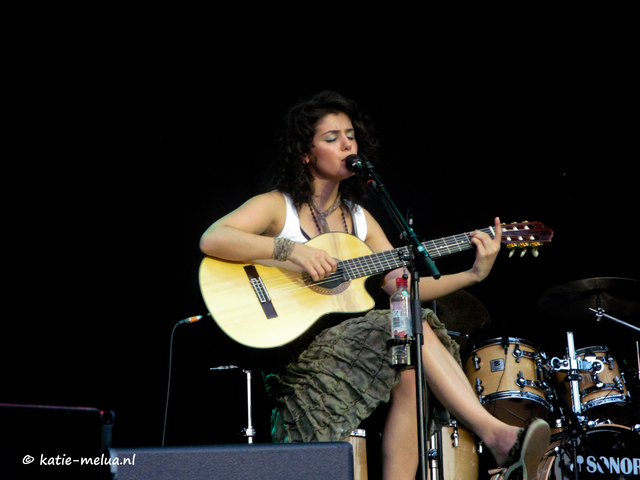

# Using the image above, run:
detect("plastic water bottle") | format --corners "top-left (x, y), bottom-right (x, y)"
top-left (390, 275), bottom-right (412, 367)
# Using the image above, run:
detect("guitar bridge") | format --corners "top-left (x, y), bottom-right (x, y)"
top-left (250, 277), bottom-right (270, 303)
top-left (244, 265), bottom-right (278, 319)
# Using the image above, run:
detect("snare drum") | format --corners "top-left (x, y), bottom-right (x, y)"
top-left (464, 337), bottom-right (551, 426)
top-left (555, 346), bottom-right (632, 423)
top-left (428, 421), bottom-right (480, 480)
top-left (491, 424), bottom-right (640, 480)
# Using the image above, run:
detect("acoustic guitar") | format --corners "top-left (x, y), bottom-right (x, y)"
top-left (199, 222), bottom-right (553, 360)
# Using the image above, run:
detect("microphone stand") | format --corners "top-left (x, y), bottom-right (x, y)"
top-left (351, 156), bottom-right (440, 480)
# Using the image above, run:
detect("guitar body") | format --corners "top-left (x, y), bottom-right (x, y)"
top-left (199, 232), bottom-right (377, 350)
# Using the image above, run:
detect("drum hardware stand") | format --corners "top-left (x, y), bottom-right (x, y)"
top-left (350, 154), bottom-right (440, 480)
top-left (550, 332), bottom-right (615, 480)
top-left (588, 287), bottom-right (640, 331)
top-left (553, 392), bottom-right (617, 480)
top-left (589, 307), bottom-right (640, 333)
top-left (431, 299), bottom-right (471, 342)
top-left (445, 330), bottom-right (469, 340)
top-left (426, 420), bottom-right (461, 480)
top-left (210, 365), bottom-right (256, 443)
top-left (636, 340), bottom-right (640, 382)
top-left (550, 332), bottom-right (584, 417)
top-left (427, 422), bottom-right (443, 480)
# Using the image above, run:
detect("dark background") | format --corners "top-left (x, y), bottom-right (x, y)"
top-left (2, 11), bottom-right (637, 465)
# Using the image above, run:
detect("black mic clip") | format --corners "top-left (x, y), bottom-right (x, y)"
top-left (346, 154), bottom-right (378, 190)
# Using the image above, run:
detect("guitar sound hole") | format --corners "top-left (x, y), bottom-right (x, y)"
top-left (302, 268), bottom-right (350, 295)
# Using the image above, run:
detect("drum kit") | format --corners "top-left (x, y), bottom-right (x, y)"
top-left (428, 277), bottom-right (640, 480)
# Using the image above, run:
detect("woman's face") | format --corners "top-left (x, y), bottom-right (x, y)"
top-left (305, 112), bottom-right (357, 182)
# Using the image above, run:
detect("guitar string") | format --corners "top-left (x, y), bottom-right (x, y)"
top-left (254, 226), bottom-right (542, 296)
top-left (255, 231), bottom-right (479, 295)
top-left (256, 228), bottom-right (490, 293)
top-left (260, 225), bottom-right (499, 292)
top-left (212, 226), bottom-right (547, 319)
top-left (257, 251), bottom-right (404, 295)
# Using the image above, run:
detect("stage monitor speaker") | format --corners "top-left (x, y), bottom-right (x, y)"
top-left (109, 442), bottom-right (354, 480)
top-left (0, 403), bottom-right (112, 480)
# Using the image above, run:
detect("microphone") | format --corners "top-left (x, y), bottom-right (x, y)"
top-left (177, 313), bottom-right (211, 325)
top-left (347, 155), bottom-right (440, 279)
top-left (345, 154), bottom-right (363, 177)
top-left (345, 154), bottom-right (364, 173)
top-left (345, 154), bottom-right (377, 189)
top-left (346, 153), bottom-right (362, 172)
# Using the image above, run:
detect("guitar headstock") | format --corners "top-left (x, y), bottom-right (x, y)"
top-left (500, 221), bottom-right (554, 257)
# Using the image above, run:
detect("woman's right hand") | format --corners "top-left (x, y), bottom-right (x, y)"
top-left (288, 243), bottom-right (338, 282)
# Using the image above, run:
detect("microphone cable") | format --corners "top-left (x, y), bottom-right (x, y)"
top-left (162, 314), bottom-right (209, 446)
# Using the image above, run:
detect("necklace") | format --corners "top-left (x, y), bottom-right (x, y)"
top-left (309, 194), bottom-right (349, 234)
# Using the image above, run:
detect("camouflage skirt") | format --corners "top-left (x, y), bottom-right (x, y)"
top-left (263, 308), bottom-right (461, 443)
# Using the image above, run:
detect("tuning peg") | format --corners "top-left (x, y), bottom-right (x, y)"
top-left (520, 248), bottom-right (528, 257)
top-left (532, 247), bottom-right (539, 258)
top-left (509, 249), bottom-right (515, 258)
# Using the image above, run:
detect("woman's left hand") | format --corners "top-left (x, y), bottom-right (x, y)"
top-left (468, 217), bottom-right (502, 282)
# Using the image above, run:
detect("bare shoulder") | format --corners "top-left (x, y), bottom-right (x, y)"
top-left (361, 207), bottom-right (383, 235)
top-left (227, 191), bottom-right (287, 236)
top-left (243, 191), bottom-right (286, 209)
top-left (362, 207), bottom-right (394, 253)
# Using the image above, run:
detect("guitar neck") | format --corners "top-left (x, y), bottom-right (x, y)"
top-left (339, 227), bottom-right (494, 279)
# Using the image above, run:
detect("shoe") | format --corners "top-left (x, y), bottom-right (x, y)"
top-left (503, 418), bottom-right (550, 480)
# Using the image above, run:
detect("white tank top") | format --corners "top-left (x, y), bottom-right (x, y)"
top-left (276, 192), bottom-right (367, 243)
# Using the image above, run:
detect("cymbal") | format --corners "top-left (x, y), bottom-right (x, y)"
top-left (538, 277), bottom-right (640, 322)
top-left (435, 290), bottom-right (491, 340)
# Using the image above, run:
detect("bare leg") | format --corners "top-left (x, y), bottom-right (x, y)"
top-left (381, 327), bottom-right (520, 479)
top-left (382, 370), bottom-right (419, 480)
top-left (418, 326), bottom-right (519, 466)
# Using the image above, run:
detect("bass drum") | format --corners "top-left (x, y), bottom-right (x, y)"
top-left (538, 424), bottom-right (640, 480)
top-left (490, 424), bottom-right (640, 480)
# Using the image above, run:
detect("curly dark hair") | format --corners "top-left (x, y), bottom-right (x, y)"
top-left (267, 90), bottom-right (380, 209)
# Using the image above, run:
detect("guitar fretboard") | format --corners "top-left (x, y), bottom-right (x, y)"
top-left (339, 227), bottom-right (494, 279)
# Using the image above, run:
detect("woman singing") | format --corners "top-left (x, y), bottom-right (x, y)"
top-left (200, 90), bottom-right (550, 480)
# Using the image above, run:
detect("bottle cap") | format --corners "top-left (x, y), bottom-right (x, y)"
top-left (396, 277), bottom-right (408, 287)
